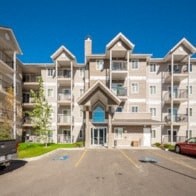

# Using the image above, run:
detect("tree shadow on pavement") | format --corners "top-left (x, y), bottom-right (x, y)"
top-left (0, 160), bottom-right (27, 175)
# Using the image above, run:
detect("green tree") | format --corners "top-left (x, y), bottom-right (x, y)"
top-left (0, 87), bottom-right (14, 140)
top-left (28, 77), bottom-right (52, 146)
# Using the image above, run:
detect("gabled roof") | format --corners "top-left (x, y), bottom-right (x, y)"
top-left (106, 32), bottom-right (135, 50)
top-left (78, 80), bottom-right (121, 105)
top-left (51, 45), bottom-right (75, 60)
top-left (165, 38), bottom-right (196, 59)
top-left (0, 26), bottom-right (22, 54)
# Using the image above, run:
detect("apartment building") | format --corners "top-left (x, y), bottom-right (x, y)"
top-left (1, 26), bottom-right (196, 147)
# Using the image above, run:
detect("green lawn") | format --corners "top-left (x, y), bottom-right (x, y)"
top-left (18, 142), bottom-right (84, 158)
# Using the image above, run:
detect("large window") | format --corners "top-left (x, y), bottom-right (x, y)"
top-left (150, 108), bottom-right (156, 117)
top-left (114, 127), bottom-right (123, 139)
top-left (48, 68), bottom-right (54, 77)
top-left (92, 105), bottom-right (105, 123)
top-left (96, 60), bottom-right (104, 71)
top-left (47, 88), bottom-right (54, 97)
top-left (131, 106), bottom-right (138, 113)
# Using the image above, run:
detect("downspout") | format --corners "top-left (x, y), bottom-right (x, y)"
top-left (187, 55), bottom-right (190, 138)
top-left (13, 51), bottom-right (17, 139)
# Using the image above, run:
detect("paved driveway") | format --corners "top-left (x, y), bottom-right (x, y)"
top-left (0, 149), bottom-right (195, 196)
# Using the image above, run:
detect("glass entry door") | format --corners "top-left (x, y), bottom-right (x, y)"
top-left (91, 128), bottom-right (107, 146)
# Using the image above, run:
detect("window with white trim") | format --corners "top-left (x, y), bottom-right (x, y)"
top-left (47, 88), bottom-right (54, 97)
top-left (150, 108), bottom-right (156, 117)
top-left (151, 130), bottom-right (156, 138)
top-left (150, 64), bottom-right (156, 72)
top-left (131, 83), bottom-right (139, 93)
top-left (114, 127), bottom-right (123, 139)
top-left (186, 108), bottom-right (192, 116)
top-left (131, 59), bottom-right (139, 69)
top-left (96, 60), bottom-right (104, 70)
top-left (150, 86), bottom-right (156, 95)
top-left (80, 89), bottom-right (84, 96)
top-left (187, 85), bottom-right (192, 95)
top-left (131, 106), bottom-right (138, 113)
top-left (48, 68), bottom-right (54, 77)
top-left (116, 106), bottom-right (123, 112)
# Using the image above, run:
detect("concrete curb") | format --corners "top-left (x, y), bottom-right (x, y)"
top-left (19, 147), bottom-right (85, 162)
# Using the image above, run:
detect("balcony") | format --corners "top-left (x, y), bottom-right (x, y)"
top-left (164, 114), bottom-right (187, 125)
top-left (57, 114), bottom-right (71, 125)
top-left (22, 117), bottom-right (32, 127)
top-left (58, 93), bottom-right (71, 105)
top-left (57, 134), bottom-right (71, 143)
top-left (112, 86), bottom-right (127, 100)
top-left (164, 89), bottom-right (188, 104)
top-left (163, 65), bottom-right (188, 83)
top-left (0, 79), bottom-right (12, 95)
top-left (22, 97), bottom-right (35, 108)
top-left (23, 74), bottom-right (40, 85)
top-left (0, 51), bottom-right (13, 71)
top-left (111, 61), bottom-right (128, 79)
top-left (57, 69), bottom-right (71, 85)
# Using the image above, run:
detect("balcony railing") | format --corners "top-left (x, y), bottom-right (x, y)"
top-left (112, 61), bottom-right (127, 71)
top-left (0, 79), bottom-right (12, 92)
top-left (112, 87), bottom-right (127, 96)
top-left (23, 97), bottom-right (35, 103)
top-left (58, 93), bottom-right (71, 101)
top-left (0, 51), bottom-right (13, 69)
top-left (23, 117), bottom-right (32, 124)
top-left (58, 70), bottom-right (71, 78)
top-left (57, 134), bottom-right (71, 143)
top-left (165, 114), bottom-right (187, 123)
top-left (164, 89), bottom-right (188, 100)
top-left (23, 74), bottom-right (40, 82)
top-left (58, 114), bottom-right (71, 123)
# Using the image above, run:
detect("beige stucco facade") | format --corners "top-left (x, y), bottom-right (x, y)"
top-left (1, 27), bottom-right (196, 147)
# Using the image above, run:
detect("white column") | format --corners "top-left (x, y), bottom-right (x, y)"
top-left (170, 54), bottom-right (174, 143)
top-left (13, 51), bottom-right (17, 139)
top-left (187, 55), bottom-right (190, 137)
top-left (110, 50), bottom-right (112, 89)
top-left (71, 61), bottom-right (73, 143)
top-left (127, 50), bottom-right (129, 112)
top-left (55, 60), bottom-right (58, 143)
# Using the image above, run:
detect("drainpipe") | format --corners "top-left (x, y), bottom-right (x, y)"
top-left (55, 60), bottom-right (58, 143)
top-left (127, 51), bottom-right (129, 112)
top-left (13, 51), bottom-right (17, 139)
top-left (71, 61), bottom-right (73, 143)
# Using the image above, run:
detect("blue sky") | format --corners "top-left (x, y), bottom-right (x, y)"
top-left (0, 0), bottom-right (196, 63)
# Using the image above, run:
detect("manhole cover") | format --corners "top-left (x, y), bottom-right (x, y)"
top-left (139, 157), bottom-right (158, 163)
top-left (53, 155), bottom-right (69, 160)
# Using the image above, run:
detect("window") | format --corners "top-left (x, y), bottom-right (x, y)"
top-left (79, 129), bottom-right (83, 138)
top-left (114, 127), bottom-right (123, 139)
top-left (150, 64), bottom-right (156, 72)
top-left (190, 64), bottom-right (192, 72)
top-left (80, 68), bottom-right (84, 77)
top-left (47, 88), bottom-right (54, 97)
top-left (150, 86), bottom-right (156, 95)
top-left (131, 60), bottom-right (139, 69)
top-left (48, 68), bottom-right (54, 77)
top-left (151, 130), bottom-right (156, 138)
top-left (187, 85), bottom-right (192, 95)
top-left (150, 108), bottom-right (156, 117)
top-left (92, 105), bottom-right (105, 123)
top-left (80, 89), bottom-right (84, 96)
top-left (80, 109), bottom-right (83, 117)
top-left (131, 83), bottom-right (139, 93)
top-left (116, 106), bottom-right (123, 112)
top-left (186, 108), bottom-right (192, 116)
top-left (96, 60), bottom-right (104, 70)
top-left (186, 130), bottom-right (192, 139)
top-left (131, 106), bottom-right (138, 113)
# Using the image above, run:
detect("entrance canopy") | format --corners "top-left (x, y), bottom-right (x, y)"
top-left (78, 81), bottom-right (121, 110)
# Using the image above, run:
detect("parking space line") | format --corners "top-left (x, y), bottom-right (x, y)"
top-left (151, 151), bottom-right (196, 171)
top-left (75, 149), bottom-right (87, 168)
top-left (119, 150), bottom-right (140, 169)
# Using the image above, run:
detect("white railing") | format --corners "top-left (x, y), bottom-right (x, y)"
top-left (57, 114), bottom-right (71, 123)
top-left (112, 61), bottom-right (127, 71)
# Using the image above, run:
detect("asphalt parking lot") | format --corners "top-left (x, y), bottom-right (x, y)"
top-left (0, 149), bottom-right (195, 196)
